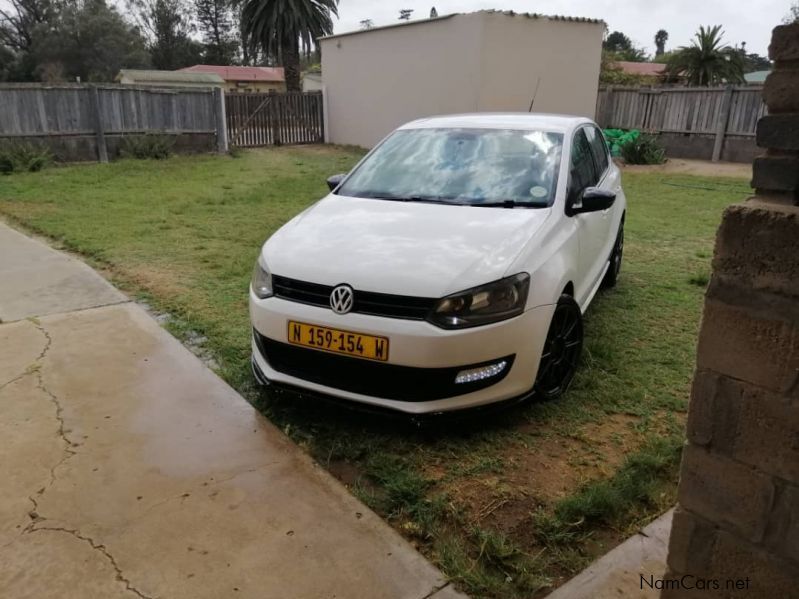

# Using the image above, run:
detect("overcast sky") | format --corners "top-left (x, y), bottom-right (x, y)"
top-left (332, 0), bottom-right (794, 58)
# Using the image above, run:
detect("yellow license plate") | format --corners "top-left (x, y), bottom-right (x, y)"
top-left (287, 321), bottom-right (389, 362)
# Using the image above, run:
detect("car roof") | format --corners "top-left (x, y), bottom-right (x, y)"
top-left (398, 113), bottom-right (594, 134)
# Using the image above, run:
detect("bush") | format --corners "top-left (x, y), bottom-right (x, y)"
top-left (0, 141), bottom-right (53, 174)
top-left (118, 134), bottom-right (175, 160)
top-left (619, 133), bottom-right (666, 165)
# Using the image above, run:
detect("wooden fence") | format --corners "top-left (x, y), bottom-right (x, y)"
top-left (595, 85), bottom-right (766, 162)
top-left (0, 83), bottom-right (227, 162)
top-left (225, 91), bottom-right (324, 147)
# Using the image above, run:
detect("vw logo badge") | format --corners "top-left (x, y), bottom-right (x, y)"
top-left (330, 284), bottom-right (354, 315)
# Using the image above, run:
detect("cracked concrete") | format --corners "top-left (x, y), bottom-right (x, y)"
top-left (0, 221), bottom-right (465, 599)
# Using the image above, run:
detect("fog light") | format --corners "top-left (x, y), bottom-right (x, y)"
top-left (455, 360), bottom-right (508, 384)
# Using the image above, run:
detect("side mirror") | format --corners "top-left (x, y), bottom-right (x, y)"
top-left (568, 187), bottom-right (616, 216)
top-left (326, 173), bottom-right (346, 192)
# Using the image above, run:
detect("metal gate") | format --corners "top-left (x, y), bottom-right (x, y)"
top-left (225, 91), bottom-right (324, 147)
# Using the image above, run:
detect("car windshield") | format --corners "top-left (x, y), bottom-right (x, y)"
top-left (336, 127), bottom-right (563, 207)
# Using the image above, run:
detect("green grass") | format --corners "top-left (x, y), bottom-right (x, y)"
top-left (0, 148), bottom-right (750, 598)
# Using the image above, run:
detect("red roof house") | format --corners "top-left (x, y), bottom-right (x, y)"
top-left (178, 65), bottom-right (286, 92)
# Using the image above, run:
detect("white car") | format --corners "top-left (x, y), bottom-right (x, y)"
top-left (250, 114), bottom-right (625, 414)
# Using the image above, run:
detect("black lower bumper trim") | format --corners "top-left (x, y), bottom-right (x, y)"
top-left (252, 330), bottom-right (514, 402)
top-left (251, 355), bottom-right (535, 421)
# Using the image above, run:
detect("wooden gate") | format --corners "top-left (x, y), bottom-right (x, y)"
top-left (225, 91), bottom-right (324, 147)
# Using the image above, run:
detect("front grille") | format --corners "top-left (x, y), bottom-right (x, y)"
top-left (272, 275), bottom-right (436, 320)
top-left (254, 330), bottom-right (514, 402)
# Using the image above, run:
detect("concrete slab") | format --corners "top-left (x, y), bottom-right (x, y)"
top-left (545, 509), bottom-right (673, 599)
top-left (0, 224), bottom-right (457, 598)
top-left (0, 222), bottom-right (126, 322)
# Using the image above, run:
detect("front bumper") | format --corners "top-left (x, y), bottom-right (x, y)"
top-left (249, 290), bottom-right (554, 414)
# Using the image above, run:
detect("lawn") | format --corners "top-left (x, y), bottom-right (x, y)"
top-left (0, 147), bottom-right (751, 597)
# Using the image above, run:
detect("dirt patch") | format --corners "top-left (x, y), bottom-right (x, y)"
top-left (620, 158), bottom-right (751, 179)
top-left (327, 459), bottom-right (366, 488)
top-left (124, 264), bottom-right (190, 300)
top-left (437, 414), bottom-right (649, 539)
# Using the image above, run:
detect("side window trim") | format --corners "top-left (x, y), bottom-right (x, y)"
top-left (572, 126), bottom-right (600, 187)
top-left (566, 127), bottom-right (598, 214)
top-left (586, 125), bottom-right (610, 184)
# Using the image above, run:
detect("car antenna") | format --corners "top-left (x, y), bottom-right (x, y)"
top-left (528, 77), bottom-right (541, 112)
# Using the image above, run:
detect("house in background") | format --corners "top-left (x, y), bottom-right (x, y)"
top-left (116, 69), bottom-right (224, 89)
top-left (615, 61), bottom-right (667, 81)
top-left (302, 72), bottom-right (323, 92)
top-left (744, 70), bottom-right (770, 84)
top-left (319, 10), bottom-right (605, 148)
top-left (178, 65), bottom-right (286, 93)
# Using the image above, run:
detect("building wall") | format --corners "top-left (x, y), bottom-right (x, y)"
top-left (223, 81), bottom-right (286, 94)
top-left (302, 74), bottom-right (323, 93)
top-left (118, 76), bottom-right (222, 89)
top-left (477, 13), bottom-right (603, 118)
top-left (321, 14), bottom-right (482, 148)
top-left (663, 23), bottom-right (799, 598)
top-left (320, 12), bottom-right (603, 148)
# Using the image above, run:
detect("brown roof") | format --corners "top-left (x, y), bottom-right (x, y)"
top-left (179, 65), bottom-right (285, 83)
top-left (616, 62), bottom-right (667, 76)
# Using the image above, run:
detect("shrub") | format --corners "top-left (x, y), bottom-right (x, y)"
top-left (118, 134), bottom-right (175, 160)
top-left (619, 133), bottom-right (666, 165)
top-left (0, 141), bottom-right (53, 174)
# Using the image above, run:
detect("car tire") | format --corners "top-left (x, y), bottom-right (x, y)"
top-left (601, 219), bottom-right (624, 289)
top-left (533, 294), bottom-right (583, 401)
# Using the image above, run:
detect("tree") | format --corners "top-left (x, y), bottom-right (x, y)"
top-left (359, 19), bottom-right (372, 29)
top-left (129, 0), bottom-right (203, 69)
top-left (0, 0), bottom-right (57, 53)
top-left (195, 0), bottom-right (238, 64)
top-left (785, 1), bottom-right (799, 23)
top-left (240, 0), bottom-right (337, 92)
top-left (603, 30), bottom-right (647, 62)
top-left (31, 0), bottom-right (149, 81)
top-left (743, 52), bottom-right (771, 73)
top-left (0, 0), bottom-right (59, 79)
top-left (654, 29), bottom-right (668, 57)
top-left (665, 25), bottom-right (745, 86)
top-left (398, 9), bottom-right (412, 21)
top-left (603, 30), bottom-right (632, 53)
top-left (430, 7), bottom-right (437, 18)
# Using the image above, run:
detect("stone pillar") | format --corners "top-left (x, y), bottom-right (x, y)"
top-left (662, 23), bottom-right (799, 598)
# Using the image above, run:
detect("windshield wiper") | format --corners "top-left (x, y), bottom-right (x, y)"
top-left (470, 200), bottom-right (545, 209)
top-left (359, 193), bottom-right (466, 205)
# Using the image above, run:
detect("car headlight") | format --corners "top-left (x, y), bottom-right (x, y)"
top-left (427, 273), bottom-right (530, 329)
top-left (251, 254), bottom-right (273, 299)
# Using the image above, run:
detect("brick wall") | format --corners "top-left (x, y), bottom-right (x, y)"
top-left (663, 23), bottom-right (799, 598)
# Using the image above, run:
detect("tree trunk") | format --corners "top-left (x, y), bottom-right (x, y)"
top-left (282, 37), bottom-right (301, 92)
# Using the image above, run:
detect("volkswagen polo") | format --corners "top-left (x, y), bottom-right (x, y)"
top-left (250, 114), bottom-right (626, 414)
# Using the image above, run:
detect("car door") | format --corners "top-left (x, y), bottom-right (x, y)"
top-left (584, 125), bottom-right (619, 264)
top-left (567, 127), bottom-right (607, 306)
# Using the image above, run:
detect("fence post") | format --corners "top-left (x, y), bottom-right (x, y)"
top-left (602, 85), bottom-right (615, 128)
top-left (321, 86), bottom-right (329, 143)
top-left (712, 85), bottom-right (734, 162)
top-left (89, 86), bottom-right (109, 163)
top-left (214, 87), bottom-right (229, 153)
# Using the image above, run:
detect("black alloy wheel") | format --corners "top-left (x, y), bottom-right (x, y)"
top-left (534, 294), bottom-right (583, 400)
top-left (602, 219), bottom-right (624, 289)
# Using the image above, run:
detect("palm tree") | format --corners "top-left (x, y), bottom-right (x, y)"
top-left (654, 29), bottom-right (668, 57)
top-left (665, 25), bottom-right (744, 86)
top-left (240, 0), bottom-right (338, 92)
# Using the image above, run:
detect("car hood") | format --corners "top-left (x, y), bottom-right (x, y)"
top-left (263, 194), bottom-right (551, 298)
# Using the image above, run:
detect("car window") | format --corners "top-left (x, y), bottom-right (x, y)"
top-left (585, 126), bottom-right (609, 176)
top-left (336, 128), bottom-right (564, 207)
top-left (568, 129), bottom-right (599, 202)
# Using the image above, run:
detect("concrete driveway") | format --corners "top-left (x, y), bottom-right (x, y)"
top-left (0, 223), bottom-right (463, 599)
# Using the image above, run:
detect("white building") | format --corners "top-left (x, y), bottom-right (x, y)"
top-left (319, 11), bottom-right (605, 148)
